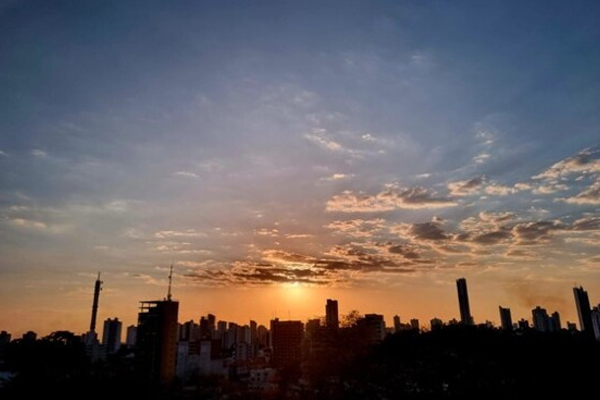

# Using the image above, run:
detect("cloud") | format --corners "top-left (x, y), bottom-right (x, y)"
top-left (448, 176), bottom-right (485, 196)
top-left (473, 153), bottom-right (490, 164)
top-left (31, 149), bottom-right (48, 158)
top-left (254, 228), bottom-right (279, 237)
top-left (304, 128), bottom-right (343, 151)
top-left (485, 184), bottom-right (519, 196)
top-left (326, 186), bottom-right (456, 212)
top-left (534, 144), bottom-right (600, 180)
top-left (561, 180), bottom-right (600, 205)
top-left (320, 173), bottom-right (353, 181)
top-left (325, 218), bottom-right (386, 237)
top-left (0, 149), bottom-right (7, 156)
top-left (361, 133), bottom-right (377, 142)
top-left (511, 220), bottom-right (563, 245)
top-left (174, 171), bottom-right (199, 178)
top-left (285, 233), bottom-right (313, 239)
top-left (154, 229), bottom-right (207, 239)
top-left (532, 182), bottom-right (569, 194)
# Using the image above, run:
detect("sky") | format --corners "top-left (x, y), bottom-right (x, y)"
top-left (1, 0), bottom-right (600, 337)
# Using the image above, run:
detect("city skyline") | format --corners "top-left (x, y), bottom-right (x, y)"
top-left (1, 1), bottom-right (600, 337)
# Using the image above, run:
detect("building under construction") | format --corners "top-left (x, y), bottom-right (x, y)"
top-left (135, 265), bottom-right (179, 385)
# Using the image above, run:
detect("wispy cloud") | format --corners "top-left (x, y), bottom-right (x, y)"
top-left (326, 185), bottom-right (457, 212)
top-left (174, 171), bottom-right (199, 178)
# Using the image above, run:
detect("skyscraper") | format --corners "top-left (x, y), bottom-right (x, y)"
top-left (102, 317), bottom-right (122, 355)
top-left (270, 319), bottom-right (304, 367)
top-left (573, 286), bottom-right (593, 333)
top-left (326, 299), bottom-right (339, 329)
top-left (137, 300), bottom-right (179, 385)
top-left (126, 325), bottom-right (137, 347)
top-left (532, 306), bottom-right (550, 332)
top-left (591, 306), bottom-right (600, 340)
top-left (456, 278), bottom-right (474, 325)
top-left (499, 306), bottom-right (513, 330)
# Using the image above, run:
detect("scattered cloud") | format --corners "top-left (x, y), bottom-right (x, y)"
top-left (326, 185), bottom-right (457, 212)
top-left (561, 180), bottom-right (600, 205)
top-left (325, 218), bottom-right (386, 238)
top-left (534, 145), bottom-right (600, 180)
top-left (31, 149), bottom-right (48, 158)
top-left (154, 229), bottom-right (207, 239)
top-left (320, 173), bottom-right (353, 181)
top-left (304, 128), bottom-right (343, 151)
top-left (174, 171), bottom-right (199, 178)
top-left (448, 176), bottom-right (485, 196)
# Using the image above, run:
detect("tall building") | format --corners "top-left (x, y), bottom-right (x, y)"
top-left (532, 306), bottom-right (550, 332)
top-left (430, 318), bottom-right (443, 330)
top-left (573, 286), bottom-right (593, 333)
top-left (179, 320), bottom-right (199, 342)
top-left (102, 317), bottom-right (122, 355)
top-left (200, 314), bottom-right (216, 339)
top-left (358, 314), bottom-right (386, 343)
top-left (591, 306), bottom-right (600, 340)
top-left (126, 325), bottom-right (137, 347)
top-left (0, 331), bottom-right (11, 345)
top-left (499, 306), bottom-right (513, 331)
top-left (549, 311), bottom-right (562, 332)
top-left (326, 299), bottom-right (339, 329)
top-left (270, 319), bottom-right (304, 367)
top-left (137, 300), bottom-right (179, 385)
top-left (456, 278), bottom-right (474, 325)
top-left (393, 315), bottom-right (401, 333)
top-left (410, 318), bottom-right (420, 331)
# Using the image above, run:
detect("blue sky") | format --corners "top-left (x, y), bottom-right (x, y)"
top-left (1, 0), bottom-right (599, 335)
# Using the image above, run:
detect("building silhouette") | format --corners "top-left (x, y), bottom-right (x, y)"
top-left (410, 318), bottom-right (420, 331)
top-left (393, 315), bottom-right (401, 333)
top-left (499, 306), bottom-right (513, 330)
top-left (591, 306), bottom-right (600, 340)
top-left (0, 331), bottom-right (10, 345)
top-left (270, 319), bottom-right (303, 367)
top-left (549, 311), bottom-right (562, 332)
top-left (573, 286), bottom-right (593, 333)
top-left (358, 314), bottom-right (386, 343)
top-left (326, 299), bottom-right (339, 329)
top-left (102, 317), bottom-right (122, 355)
top-left (456, 278), bottom-right (474, 325)
top-left (430, 317), bottom-right (443, 330)
top-left (126, 325), bottom-right (137, 347)
top-left (136, 300), bottom-right (179, 385)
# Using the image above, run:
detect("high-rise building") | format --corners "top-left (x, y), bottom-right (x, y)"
top-left (358, 314), bottom-right (386, 343)
top-left (102, 317), bottom-right (122, 355)
top-left (499, 306), bottom-right (513, 330)
top-left (549, 311), bottom-right (562, 332)
top-left (179, 320), bottom-right (199, 342)
top-left (573, 286), bottom-right (593, 333)
top-left (137, 300), bottom-right (179, 385)
top-left (591, 306), bottom-right (600, 340)
top-left (326, 299), bottom-right (339, 329)
top-left (456, 278), bottom-right (474, 325)
top-left (517, 319), bottom-right (530, 330)
top-left (410, 318), bottom-right (420, 331)
top-left (126, 325), bottom-right (137, 347)
top-left (270, 319), bottom-right (304, 367)
top-left (0, 331), bottom-right (11, 345)
top-left (532, 306), bottom-right (550, 332)
top-left (393, 315), bottom-right (401, 333)
top-left (200, 314), bottom-right (216, 339)
top-left (430, 318), bottom-right (443, 330)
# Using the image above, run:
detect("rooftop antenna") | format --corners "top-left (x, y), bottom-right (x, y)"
top-left (167, 262), bottom-right (173, 301)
